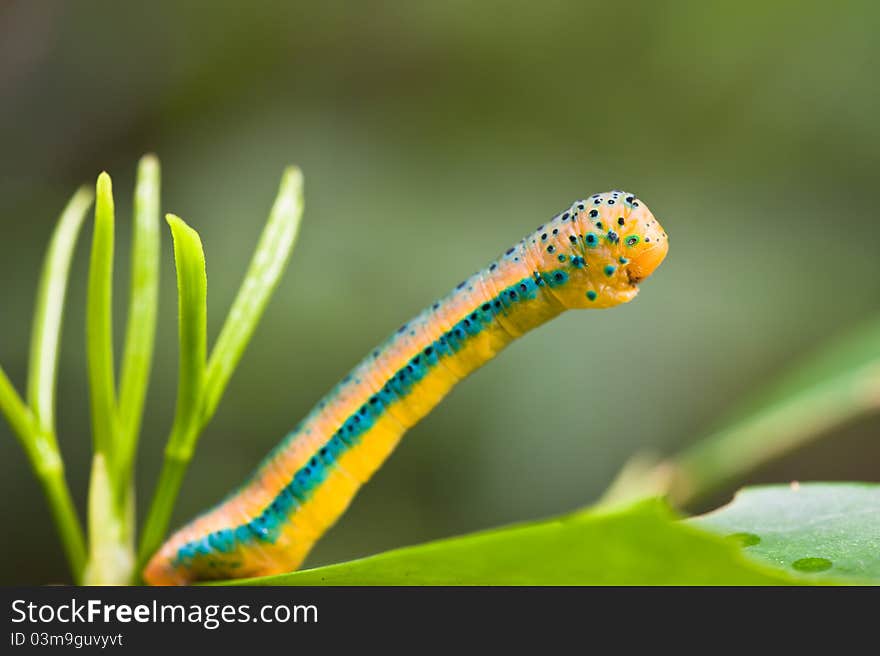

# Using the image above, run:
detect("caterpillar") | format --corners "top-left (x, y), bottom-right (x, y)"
top-left (144, 190), bottom-right (669, 585)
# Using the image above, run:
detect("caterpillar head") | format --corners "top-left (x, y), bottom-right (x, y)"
top-left (535, 191), bottom-right (668, 309)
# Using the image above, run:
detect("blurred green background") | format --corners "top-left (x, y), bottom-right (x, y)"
top-left (1, 1), bottom-right (878, 585)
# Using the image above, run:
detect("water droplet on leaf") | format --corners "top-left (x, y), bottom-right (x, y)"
top-left (727, 532), bottom-right (761, 547)
top-left (792, 557), bottom-right (832, 572)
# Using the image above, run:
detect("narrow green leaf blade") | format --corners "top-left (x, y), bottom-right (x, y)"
top-left (2, 186), bottom-right (92, 580)
top-left (602, 318), bottom-right (880, 507)
top-left (139, 171), bottom-right (301, 571)
top-left (27, 186), bottom-right (94, 434)
top-left (717, 317), bottom-right (880, 424)
top-left (117, 155), bottom-right (161, 475)
top-left (86, 173), bottom-right (118, 458)
top-left (165, 213), bottom-right (207, 455)
top-left (222, 498), bottom-right (805, 586)
top-left (692, 483), bottom-right (880, 583)
top-left (2, 365), bottom-right (86, 579)
top-left (202, 167), bottom-right (304, 420)
top-left (671, 319), bottom-right (880, 502)
top-left (0, 365), bottom-right (35, 447)
top-left (137, 214), bottom-right (207, 567)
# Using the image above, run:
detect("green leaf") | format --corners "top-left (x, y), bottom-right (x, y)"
top-left (202, 166), bottom-right (304, 420)
top-left (222, 498), bottom-right (803, 586)
top-left (117, 155), bottom-right (161, 479)
top-left (722, 317), bottom-right (880, 423)
top-left (222, 485), bottom-right (880, 586)
top-left (605, 316), bottom-right (880, 508)
top-left (86, 172), bottom-right (119, 459)
top-left (0, 367), bottom-right (36, 453)
top-left (165, 213), bottom-right (207, 456)
top-left (2, 361), bottom-right (86, 578)
top-left (135, 213), bottom-right (207, 573)
top-left (138, 171), bottom-right (304, 572)
top-left (27, 186), bottom-right (94, 434)
top-left (671, 319), bottom-right (880, 503)
top-left (692, 482), bottom-right (880, 583)
top-left (2, 186), bottom-right (93, 581)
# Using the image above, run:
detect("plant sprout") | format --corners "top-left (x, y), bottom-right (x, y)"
top-left (0, 156), bottom-right (303, 584)
top-left (1, 155), bottom-right (877, 585)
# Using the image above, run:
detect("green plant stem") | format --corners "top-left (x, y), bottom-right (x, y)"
top-left (668, 362), bottom-right (880, 504)
top-left (27, 186), bottom-right (94, 433)
top-left (164, 214), bottom-right (207, 447)
top-left (137, 170), bottom-right (303, 573)
top-left (86, 172), bottom-right (119, 463)
top-left (117, 155), bottom-right (161, 488)
top-left (0, 368), bottom-right (86, 578)
top-left (202, 166), bottom-right (304, 419)
top-left (601, 320), bottom-right (880, 509)
top-left (0, 366), bottom-right (36, 444)
top-left (82, 172), bottom-right (141, 584)
top-left (136, 215), bottom-right (207, 573)
top-left (0, 185), bottom-right (94, 580)
top-left (38, 462), bottom-right (88, 580)
top-left (136, 446), bottom-right (191, 575)
top-left (82, 454), bottom-right (134, 585)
